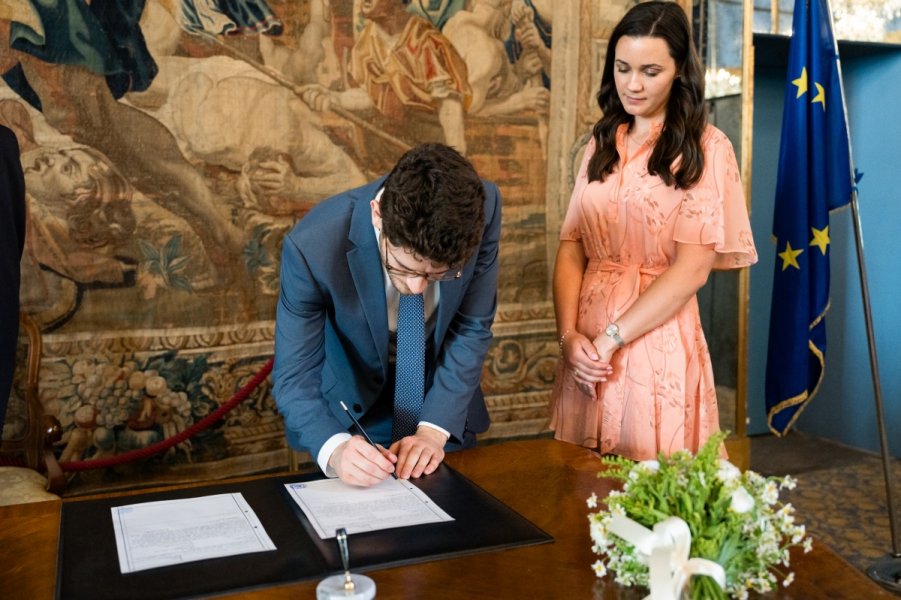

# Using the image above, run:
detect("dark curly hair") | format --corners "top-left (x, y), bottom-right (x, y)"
top-left (380, 143), bottom-right (485, 267)
top-left (588, 1), bottom-right (707, 190)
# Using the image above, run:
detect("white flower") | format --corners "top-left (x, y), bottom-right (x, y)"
top-left (717, 459), bottom-right (741, 483)
top-left (746, 470), bottom-right (765, 487)
top-left (589, 517), bottom-right (610, 547)
top-left (776, 504), bottom-right (793, 518)
top-left (781, 475), bottom-right (797, 490)
top-left (757, 538), bottom-right (779, 559)
top-left (730, 486), bottom-right (755, 513)
top-left (638, 459), bottom-right (659, 473)
top-left (783, 572), bottom-right (795, 587)
top-left (586, 492), bottom-right (598, 509)
top-left (803, 538), bottom-right (813, 553)
top-left (780, 549), bottom-right (791, 567)
top-left (762, 481), bottom-right (779, 505)
top-left (591, 560), bottom-right (607, 577)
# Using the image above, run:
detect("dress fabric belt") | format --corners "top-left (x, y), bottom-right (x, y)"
top-left (585, 259), bottom-right (667, 319)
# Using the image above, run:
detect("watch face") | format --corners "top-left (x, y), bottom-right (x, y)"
top-left (605, 324), bottom-right (623, 347)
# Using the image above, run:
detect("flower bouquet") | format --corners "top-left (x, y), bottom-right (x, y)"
top-left (587, 432), bottom-right (812, 600)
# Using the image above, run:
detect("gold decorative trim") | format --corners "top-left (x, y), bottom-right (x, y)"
top-left (41, 321), bottom-right (276, 357)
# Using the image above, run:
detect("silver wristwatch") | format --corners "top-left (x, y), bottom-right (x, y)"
top-left (604, 323), bottom-right (625, 348)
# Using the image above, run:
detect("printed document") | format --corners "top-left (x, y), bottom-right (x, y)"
top-left (285, 477), bottom-right (453, 539)
top-left (111, 493), bottom-right (276, 573)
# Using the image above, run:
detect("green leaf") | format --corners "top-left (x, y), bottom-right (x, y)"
top-left (168, 255), bottom-right (191, 273)
top-left (139, 239), bottom-right (160, 262)
top-left (164, 234), bottom-right (183, 263)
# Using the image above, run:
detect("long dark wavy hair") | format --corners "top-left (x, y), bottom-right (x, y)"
top-left (587, 1), bottom-right (707, 190)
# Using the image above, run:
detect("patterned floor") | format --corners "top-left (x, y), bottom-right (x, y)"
top-left (750, 432), bottom-right (901, 585)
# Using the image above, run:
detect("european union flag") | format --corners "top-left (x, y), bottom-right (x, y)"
top-left (766, 0), bottom-right (853, 436)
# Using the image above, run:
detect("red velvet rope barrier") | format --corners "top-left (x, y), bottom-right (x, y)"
top-left (59, 357), bottom-right (274, 472)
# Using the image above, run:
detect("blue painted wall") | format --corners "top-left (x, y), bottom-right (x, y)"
top-left (748, 35), bottom-right (901, 458)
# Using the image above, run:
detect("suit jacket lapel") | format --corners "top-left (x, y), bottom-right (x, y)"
top-left (347, 178), bottom-right (390, 375)
top-left (434, 271), bottom-right (466, 361)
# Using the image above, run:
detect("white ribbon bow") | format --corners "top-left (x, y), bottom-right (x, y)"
top-left (608, 514), bottom-right (726, 600)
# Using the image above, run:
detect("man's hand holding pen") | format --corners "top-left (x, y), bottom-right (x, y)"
top-left (329, 427), bottom-right (446, 486)
top-left (334, 400), bottom-right (449, 486)
top-left (329, 436), bottom-right (397, 487)
top-left (329, 427), bottom-right (448, 487)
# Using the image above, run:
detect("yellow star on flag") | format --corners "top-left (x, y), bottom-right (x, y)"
top-left (792, 67), bottom-right (808, 98)
top-left (778, 241), bottom-right (804, 271)
top-left (812, 82), bottom-right (826, 109)
top-left (810, 226), bottom-right (830, 255)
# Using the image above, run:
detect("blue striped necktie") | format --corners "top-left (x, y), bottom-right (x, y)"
top-left (392, 293), bottom-right (425, 441)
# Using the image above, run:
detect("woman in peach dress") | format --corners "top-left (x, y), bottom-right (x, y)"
top-left (550, 1), bottom-right (757, 460)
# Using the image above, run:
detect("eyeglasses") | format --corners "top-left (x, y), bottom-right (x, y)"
top-left (382, 235), bottom-right (462, 282)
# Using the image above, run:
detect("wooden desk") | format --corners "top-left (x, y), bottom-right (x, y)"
top-left (0, 440), bottom-right (892, 599)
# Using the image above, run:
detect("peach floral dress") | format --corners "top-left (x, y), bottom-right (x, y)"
top-left (550, 123), bottom-right (758, 460)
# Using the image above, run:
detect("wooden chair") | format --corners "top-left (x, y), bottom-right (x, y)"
top-left (0, 312), bottom-right (64, 505)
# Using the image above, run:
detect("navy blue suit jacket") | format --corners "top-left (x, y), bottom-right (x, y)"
top-left (1, 126), bottom-right (26, 430)
top-left (273, 176), bottom-right (501, 459)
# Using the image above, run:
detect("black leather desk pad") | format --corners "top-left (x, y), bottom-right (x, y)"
top-left (56, 465), bottom-right (552, 599)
